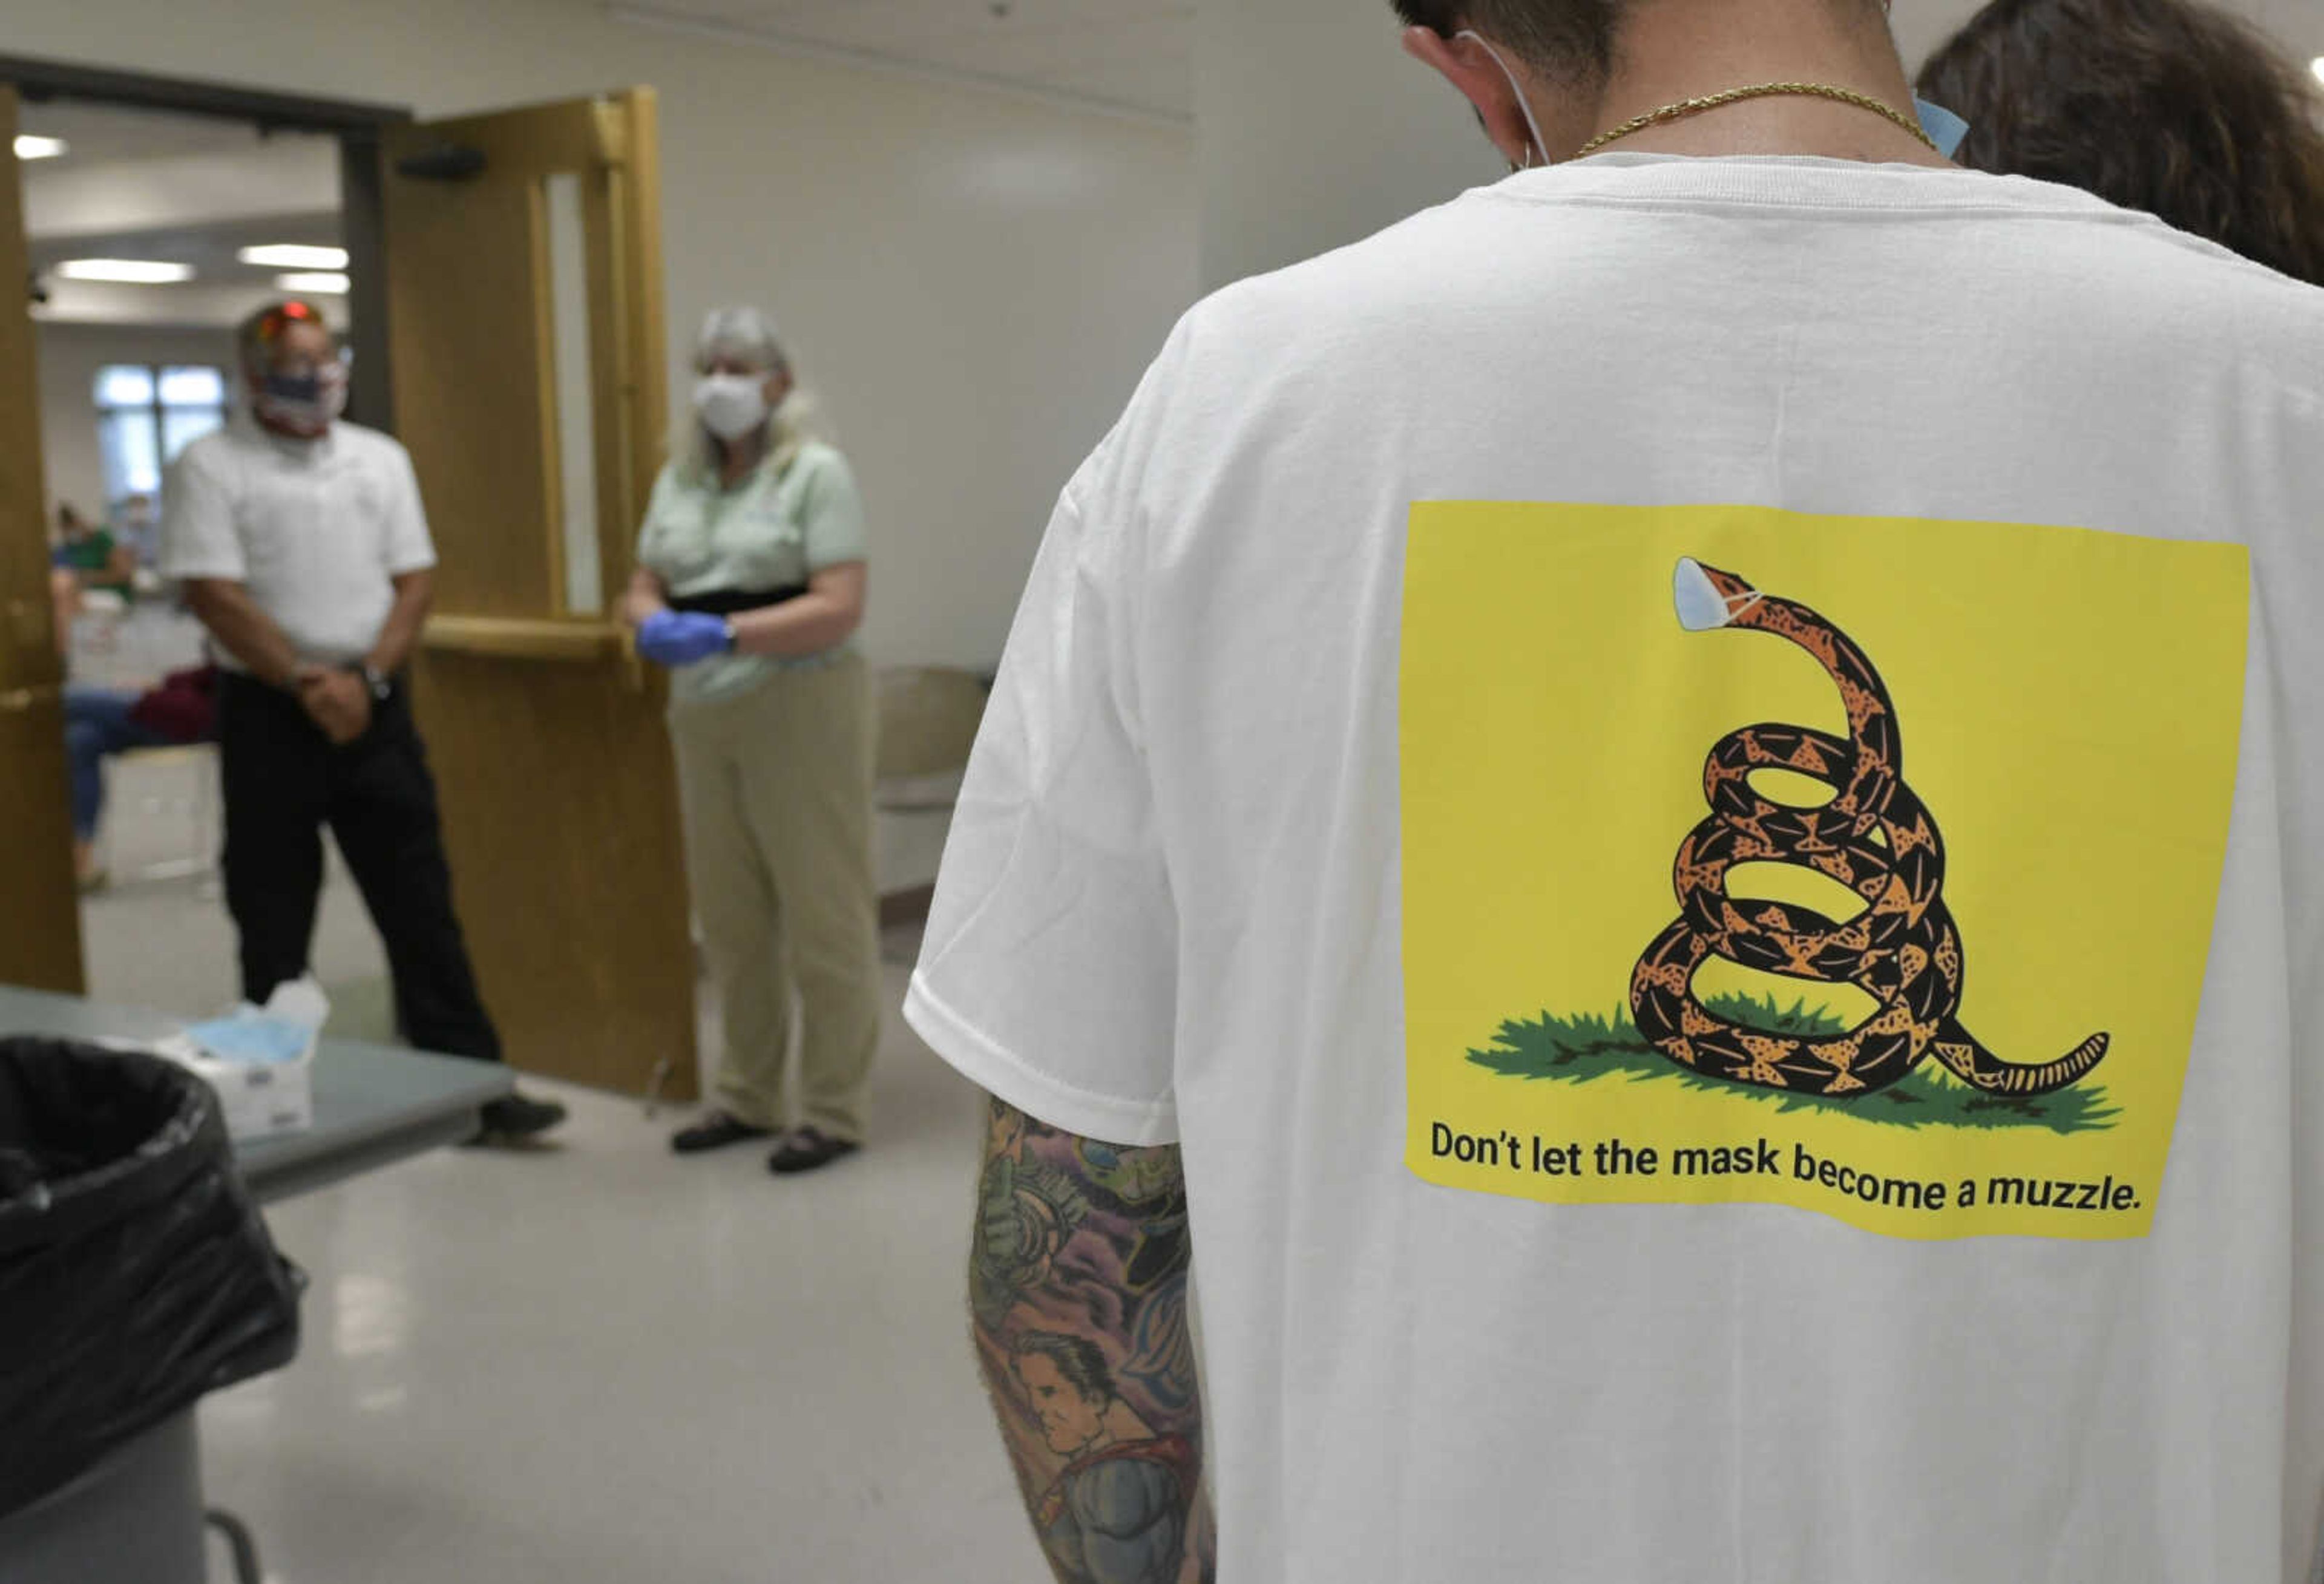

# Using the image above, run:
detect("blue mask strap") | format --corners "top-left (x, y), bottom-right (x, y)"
top-left (1914, 98), bottom-right (1970, 159)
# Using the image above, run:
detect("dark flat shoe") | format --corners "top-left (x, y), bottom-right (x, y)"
top-left (768, 1126), bottom-right (861, 1175)
top-left (471, 1090), bottom-right (568, 1145)
top-left (672, 1110), bottom-right (773, 1155)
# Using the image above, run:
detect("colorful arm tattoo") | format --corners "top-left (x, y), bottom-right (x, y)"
top-left (971, 1097), bottom-right (1215, 1584)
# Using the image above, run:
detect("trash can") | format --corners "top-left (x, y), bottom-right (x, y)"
top-left (0, 1036), bottom-right (302, 1578)
top-left (0, 1409), bottom-right (208, 1583)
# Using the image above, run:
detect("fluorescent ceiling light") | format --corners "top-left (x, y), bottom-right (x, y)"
top-left (2312, 56), bottom-right (2324, 88)
top-left (54, 258), bottom-right (195, 284)
top-left (13, 135), bottom-right (67, 161)
top-left (240, 244), bottom-right (349, 270)
top-left (276, 271), bottom-right (350, 295)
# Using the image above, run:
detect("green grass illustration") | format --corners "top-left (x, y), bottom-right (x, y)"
top-left (1468, 993), bottom-right (2119, 1136)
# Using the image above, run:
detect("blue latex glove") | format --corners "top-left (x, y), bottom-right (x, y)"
top-left (637, 610), bottom-right (732, 667)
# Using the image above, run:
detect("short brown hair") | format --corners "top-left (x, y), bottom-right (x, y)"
top-left (1919, 0), bottom-right (2324, 285)
top-left (1389, 0), bottom-right (1623, 81)
top-left (1390, 0), bottom-right (1885, 81)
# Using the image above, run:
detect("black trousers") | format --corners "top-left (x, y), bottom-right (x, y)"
top-left (217, 672), bottom-right (502, 1063)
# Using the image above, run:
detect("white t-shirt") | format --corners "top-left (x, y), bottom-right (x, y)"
top-left (160, 418), bottom-right (438, 669)
top-left (907, 155), bottom-right (2324, 1583)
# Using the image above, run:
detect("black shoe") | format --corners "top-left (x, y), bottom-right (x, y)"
top-left (768, 1126), bottom-right (861, 1175)
top-left (671, 1110), bottom-right (774, 1155)
top-left (474, 1091), bottom-right (567, 1144)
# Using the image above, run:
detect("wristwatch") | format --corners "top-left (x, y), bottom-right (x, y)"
top-left (722, 618), bottom-right (740, 654)
top-left (359, 664), bottom-right (393, 702)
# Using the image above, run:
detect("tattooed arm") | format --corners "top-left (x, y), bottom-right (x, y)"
top-left (971, 1097), bottom-right (1215, 1584)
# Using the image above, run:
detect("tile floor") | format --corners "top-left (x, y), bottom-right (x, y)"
top-left (66, 608), bottom-right (1039, 1583)
top-left (194, 961), bottom-right (1034, 1584)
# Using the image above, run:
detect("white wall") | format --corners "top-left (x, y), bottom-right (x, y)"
top-left (2, 0), bottom-right (1200, 672)
top-left (1195, 0), bottom-right (1497, 290)
top-left (34, 320), bottom-right (237, 523)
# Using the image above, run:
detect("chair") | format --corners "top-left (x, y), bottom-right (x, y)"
top-left (100, 744), bottom-right (220, 885)
top-left (873, 666), bottom-right (990, 964)
top-left (874, 665), bottom-right (990, 811)
top-left (67, 589), bottom-right (130, 672)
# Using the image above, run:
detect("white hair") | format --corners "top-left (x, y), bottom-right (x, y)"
top-left (697, 304), bottom-right (788, 376)
top-left (675, 304), bottom-right (835, 479)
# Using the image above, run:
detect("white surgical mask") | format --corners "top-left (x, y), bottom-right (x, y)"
top-left (255, 362), bottom-right (348, 436)
top-left (693, 373), bottom-right (770, 441)
top-left (1458, 30), bottom-right (1552, 170)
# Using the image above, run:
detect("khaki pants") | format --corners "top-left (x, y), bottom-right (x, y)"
top-left (669, 655), bottom-right (881, 1141)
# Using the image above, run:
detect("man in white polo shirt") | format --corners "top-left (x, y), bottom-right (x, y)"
top-left (162, 299), bottom-right (563, 1142)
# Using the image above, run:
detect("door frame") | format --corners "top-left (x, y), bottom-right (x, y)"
top-left (0, 55), bottom-right (412, 989)
top-left (0, 52), bottom-right (412, 430)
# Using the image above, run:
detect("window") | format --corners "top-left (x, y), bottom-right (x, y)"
top-left (96, 364), bottom-right (228, 507)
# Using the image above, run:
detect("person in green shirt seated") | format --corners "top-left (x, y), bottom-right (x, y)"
top-left (51, 503), bottom-right (135, 601)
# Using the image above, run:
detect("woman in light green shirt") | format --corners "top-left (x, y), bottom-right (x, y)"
top-left (622, 307), bottom-right (879, 1175)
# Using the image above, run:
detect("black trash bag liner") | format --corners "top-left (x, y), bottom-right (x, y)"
top-left (0, 1037), bottom-right (303, 1518)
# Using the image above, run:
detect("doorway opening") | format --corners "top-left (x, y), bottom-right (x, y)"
top-left (4, 62), bottom-right (700, 1101)
top-left (5, 57), bottom-right (409, 1035)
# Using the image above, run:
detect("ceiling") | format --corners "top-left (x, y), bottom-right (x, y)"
top-left (16, 100), bottom-right (343, 329)
top-left (609, 0), bottom-right (2322, 123)
top-left (612, 0), bottom-right (1196, 120)
top-left (26, 214), bottom-right (344, 285)
top-left (15, 100), bottom-right (286, 165)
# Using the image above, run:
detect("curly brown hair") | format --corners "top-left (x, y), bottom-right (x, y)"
top-left (1918, 0), bottom-right (2324, 284)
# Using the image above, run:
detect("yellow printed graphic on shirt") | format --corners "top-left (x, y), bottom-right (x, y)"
top-left (1399, 503), bottom-right (2248, 1240)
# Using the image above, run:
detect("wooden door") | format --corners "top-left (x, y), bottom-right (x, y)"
top-left (0, 85), bottom-right (85, 993)
top-left (382, 91), bottom-right (694, 1098)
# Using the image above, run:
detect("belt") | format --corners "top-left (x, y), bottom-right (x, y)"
top-left (666, 586), bottom-right (809, 617)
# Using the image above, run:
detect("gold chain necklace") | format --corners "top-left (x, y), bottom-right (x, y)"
top-left (1573, 83), bottom-right (1938, 159)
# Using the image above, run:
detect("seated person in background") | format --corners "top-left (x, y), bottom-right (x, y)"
top-left (50, 502), bottom-right (136, 603)
top-left (112, 492), bottom-right (160, 571)
top-left (1919, 0), bottom-right (2324, 285)
top-left (48, 567), bottom-right (80, 651)
top-left (65, 665), bottom-right (218, 891)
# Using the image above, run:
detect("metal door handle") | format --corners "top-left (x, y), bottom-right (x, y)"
top-left (0, 684), bottom-right (62, 713)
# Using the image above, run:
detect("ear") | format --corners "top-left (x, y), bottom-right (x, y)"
top-left (1400, 25), bottom-right (1539, 168)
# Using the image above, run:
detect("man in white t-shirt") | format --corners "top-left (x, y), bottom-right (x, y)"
top-left (906, 1), bottom-right (2324, 1580)
top-left (162, 300), bottom-right (563, 1142)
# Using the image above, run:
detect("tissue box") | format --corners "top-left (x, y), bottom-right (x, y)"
top-left (162, 978), bottom-right (327, 1142)
top-left (177, 1046), bottom-right (313, 1142)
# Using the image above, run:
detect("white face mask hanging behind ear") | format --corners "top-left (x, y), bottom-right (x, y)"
top-left (1456, 30), bottom-right (1552, 168)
